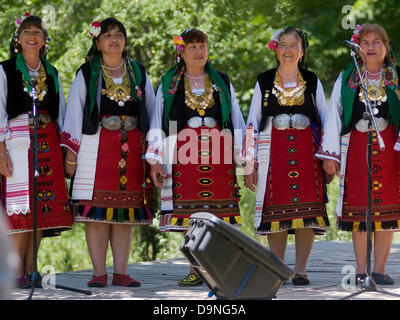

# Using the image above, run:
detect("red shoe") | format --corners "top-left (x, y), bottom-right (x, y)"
top-left (112, 273), bottom-right (141, 287)
top-left (15, 275), bottom-right (29, 289)
top-left (87, 274), bottom-right (108, 287)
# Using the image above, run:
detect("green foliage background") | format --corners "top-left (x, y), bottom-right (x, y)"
top-left (1, 0), bottom-right (399, 272)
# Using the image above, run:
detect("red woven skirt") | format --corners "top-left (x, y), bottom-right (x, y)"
top-left (339, 126), bottom-right (400, 231)
top-left (5, 116), bottom-right (73, 236)
top-left (257, 126), bottom-right (329, 235)
top-left (76, 120), bottom-right (153, 225)
top-left (160, 125), bottom-right (241, 231)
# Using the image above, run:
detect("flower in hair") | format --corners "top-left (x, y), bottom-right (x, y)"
top-left (174, 35), bottom-right (185, 52)
top-left (268, 40), bottom-right (278, 50)
top-left (267, 29), bottom-right (283, 51)
top-left (89, 21), bottom-right (101, 38)
top-left (15, 12), bottom-right (31, 28)
top-left (351, 24), bottom-right (364, 44)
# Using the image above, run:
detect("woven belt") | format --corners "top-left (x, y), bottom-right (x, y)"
top-left (101, 115), bottom-right (138, 131)
top-left (355, 118), bottom-right (388, 133)
top-left (28, 113), bottom-right (51, 125)
top-left (187, 117), bottom-right (218, 128)
top-left (272, 113), bottom-right (310, 130)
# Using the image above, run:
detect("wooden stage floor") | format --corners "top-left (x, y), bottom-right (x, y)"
top-left (8, 240), bottom-right (400, 301)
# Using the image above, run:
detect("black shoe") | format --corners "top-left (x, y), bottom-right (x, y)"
top-left (292, 273), bottom-right (310, 286)
top-left (27, 272), bottom-right (43, 288)
top-left (372, 272), bottom-right (394, 285)
top-left (346, 273), bottom-right (366, 285)
top-left (356, 273), bottom-right (367, 285)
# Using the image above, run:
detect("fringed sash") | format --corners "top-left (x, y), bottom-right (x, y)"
top-left (71, 127), bottom-right (101, 200)
top-left (5, 114), bottom-right (30, 216)
top-left (254, 117), bottom-right (273, 228)
top-left (160, 134), bottom-right (178, 212)
top-left (335, 132), bottom-right (351, 217)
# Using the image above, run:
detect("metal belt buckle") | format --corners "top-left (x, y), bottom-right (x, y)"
top-left (272, 114), bottom-right (291, 130)
top-left (29, 113), bottom-right (51, 125)
top-left (291, 114), bottom-right (310, 130)
top-left (101, 115), bottom-right (121, 131)
top-left (187, 117), bottom-right (218, 128)
top-left (203, 117), bottom-right (217, 128)
top-left (355, 118), bottom-right (388, 133)
top-left (187, 117), bottom-right (203, 128)
top-left (122, 116), bottom-right (138, 131)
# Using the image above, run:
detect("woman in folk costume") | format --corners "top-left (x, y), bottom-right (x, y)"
top-left (317, 24), bottom-right (400, 285)
top-left (243, 27), bottom-right (330, 285)
top-left (61, 18), bottom-right (155, 288)
top-left (146, 28), bottom-right (245, 286)
top-left (0, 13), bottom-right (73, 288)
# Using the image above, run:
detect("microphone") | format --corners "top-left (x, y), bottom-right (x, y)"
top-left (344, 40), bottom-right (361, 52)
top-left (29, 76), bottom-right (38, 102)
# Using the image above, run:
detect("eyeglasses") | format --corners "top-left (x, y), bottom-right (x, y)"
top-left (277, 44), bottom-right (301, 50)
top-left (360, 40), bottom-right (384, 49)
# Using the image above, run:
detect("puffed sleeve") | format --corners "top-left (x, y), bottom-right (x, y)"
top-left (56, 73), bottom-right (66, 131)
top-left (144, 72), bottom-right (155, 121)
top-left (315, 74), bottom-right (343, 163)
top-left (242, 81), bottom-right (262, 166)
top-left (60, 70), bottom-right (86, 155)
top-left (0, 65), bottom-right (10, 142)
top-left (229, 82), bottom-right (246, 160)
top-left (145, 84), bottom-right (164, 164)
top-left (315, 78), bottom-right (328, 127)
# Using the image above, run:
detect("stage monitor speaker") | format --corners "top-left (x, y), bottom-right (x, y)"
top-left (180, 212), bottom-right (294, 300)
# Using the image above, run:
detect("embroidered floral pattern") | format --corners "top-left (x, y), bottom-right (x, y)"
top-left (0, 127), bottom-right (11, 142)
top-left (167, 65), bottom-right (185, 96)
top-left (242, 123), bottom-right (258, 166)
top-left (119, 116), bottom-right (129, 190)
top-left (145, 144), bottom-right (163, 164)
top-left (315, 141), bottom-right (341, 162)
top-left (60, 131), bottom-right (80, 154)
top-left (349, 61), bottom-right (400, 93)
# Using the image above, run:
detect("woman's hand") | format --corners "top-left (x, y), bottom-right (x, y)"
top-left (244, 165), bottom-right (258, 192)
top-left (150, 163), bottom-right (167, 188)
top-left (64, 148), bottom-right (77, 179)
top-left (322, 159), bottom-right (339, 177)
top-left (0, 151), bottom-right (13, 177)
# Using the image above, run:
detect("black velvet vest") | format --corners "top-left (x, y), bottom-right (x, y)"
top-left (257, 67), bottom-right (320, 132)
top-left (78, 60), bottom-right (149, 135)
top-left (342, 85), bottom-right (390, 135)
top-left (1, 56), bottom-right (59, 121)
top-left (164, 71), bottom-right (232, 134)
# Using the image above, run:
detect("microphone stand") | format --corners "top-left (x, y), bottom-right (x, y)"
top-left (27, 79), bottom-right (91, 300)
top-left (342, 49), bottom-right (400, 300)
top-left (27, 78), bottom-right (40, 300)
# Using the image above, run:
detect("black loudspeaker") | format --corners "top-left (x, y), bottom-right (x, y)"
top-left (180, 212), bottom-right (294, 300)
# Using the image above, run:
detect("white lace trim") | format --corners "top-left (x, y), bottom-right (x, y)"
top-left (7, 207), bottom-right (30, 216)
